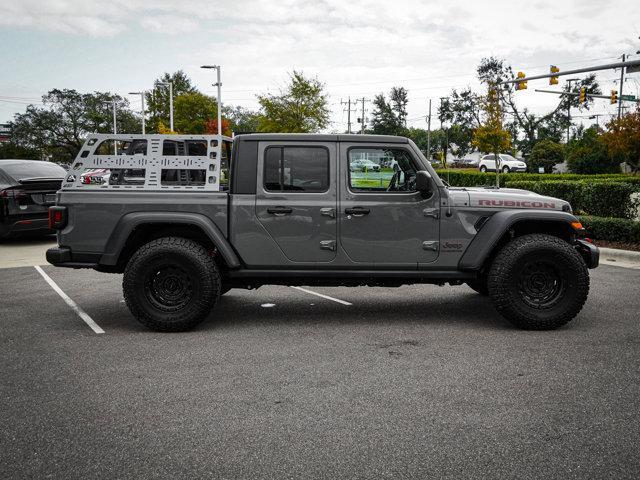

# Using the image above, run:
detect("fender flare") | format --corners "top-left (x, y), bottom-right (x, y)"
top-left (99, 211), bottom-right (241, 268)
top-left (458, 209), bottom-right (579, 271)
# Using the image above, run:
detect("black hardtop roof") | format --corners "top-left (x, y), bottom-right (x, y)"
top-left (235, 133), bottom-right (409, 144)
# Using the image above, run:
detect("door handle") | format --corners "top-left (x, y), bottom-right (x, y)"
top-left (423, 207), bottom-right (439, 219)
top-left (267, 206), bottom-right (293, 215)
top-left (345, 207), bottom-right (370, 216)
top-left (320, 207), bottom-right (336, 218)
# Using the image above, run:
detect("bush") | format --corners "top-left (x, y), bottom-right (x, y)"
top-left (435, 170), bottom-right (640, 188)
top-left (566, 127), bottom-right (619, 174)
top-left (578, 216), bottom-right (640, 243)
top-left (581, 181), bottom-right (639, 218)
top-left (528, 140), bottom-right (564, 173)
top-left (504, 180), bottom-right (639, 219)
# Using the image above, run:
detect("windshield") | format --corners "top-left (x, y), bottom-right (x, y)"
top-left (0, 161), bottom-right (66, 181)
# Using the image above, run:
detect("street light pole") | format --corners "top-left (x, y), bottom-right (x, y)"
top-left (103, 99), bottom-right (118, 154)
top-left (201, 65), bottom-right (222, 136)
top-left (159, 82), bottom-right (174, 131)
top-left (426, 99), bottom-right (432, 161)
top-left (618, 53), bottom-right (626, 120)
top-left (129, 91), bottom-right (146, 134)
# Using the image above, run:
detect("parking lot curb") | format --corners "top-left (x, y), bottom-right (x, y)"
top-left (599, 247), bottom-right (640, 268)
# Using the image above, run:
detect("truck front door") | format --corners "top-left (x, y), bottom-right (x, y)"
top-left (255, 142), bottom-right (337, 263)
top-left (339, 143), bottom-right (440, 267)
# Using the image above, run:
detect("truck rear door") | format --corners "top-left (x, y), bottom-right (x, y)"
top-left (255, 141), bottom-right (337, 263)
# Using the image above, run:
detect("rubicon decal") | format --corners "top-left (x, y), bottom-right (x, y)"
top-left (477, 199), bottom-right (556, 209)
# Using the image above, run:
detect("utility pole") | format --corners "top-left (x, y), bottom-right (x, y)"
top-left (341, 97), bottom-right (356, 133)
top-left (359, 97), bottom-right (367, 134)
top-left (426, 99), bottom-right (432, 161)
top-left (618, 53), bottom-right (626, 119)
top-left (439, 97), bottom-right (448, 168)
top-left (128, 91), bottom-right (146, 134)
top-left (201, 65), bottom-right (223, 136)
top-left (565, 78), bottom-right (579, 143)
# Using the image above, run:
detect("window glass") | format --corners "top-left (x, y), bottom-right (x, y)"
top-left (264, 147), bottom-right (329, 192)
top-left (348, 148), bottom-right (418, 192)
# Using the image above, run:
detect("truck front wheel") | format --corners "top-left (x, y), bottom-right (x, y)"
top-left (487, 234), bottom-right (589, 330)
top-left (123, 237), bottom-right (220, 332)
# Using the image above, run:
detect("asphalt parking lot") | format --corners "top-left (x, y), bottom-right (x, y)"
top-left (1, 254), bottom-right (640, 479)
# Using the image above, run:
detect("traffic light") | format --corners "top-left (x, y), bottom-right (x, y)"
top-left (579, 87), bottom-right (586, 103)
top-left (610, 89), bottom-right (618, 104)
top-left (549, 65), bottom-right (560, 85)
top-left (516, 71), bottom-right (527, 91)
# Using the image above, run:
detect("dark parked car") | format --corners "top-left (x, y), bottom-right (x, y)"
top-left (0, 159), bottom-right (66, 238)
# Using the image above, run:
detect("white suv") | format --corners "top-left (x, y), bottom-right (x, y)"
top-left (478, 154), bottom-right (527, 173)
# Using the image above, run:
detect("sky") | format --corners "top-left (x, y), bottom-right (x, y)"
top-left (0, 0), bottom-right (639, 132)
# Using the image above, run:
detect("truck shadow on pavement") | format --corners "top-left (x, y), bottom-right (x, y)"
top-left (93, 289), bottom-right (511, 333)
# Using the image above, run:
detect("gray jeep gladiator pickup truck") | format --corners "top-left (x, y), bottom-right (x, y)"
top-left (46, 133), bottom-right (598, 332)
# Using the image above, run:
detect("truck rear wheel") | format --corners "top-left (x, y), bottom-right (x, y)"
top-left (123, 236), bottom-right (220, 332)
top-left (487, 234), bottom-right (589, 330)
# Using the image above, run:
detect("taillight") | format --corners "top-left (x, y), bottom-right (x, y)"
top-left (48, 206), bottom-right (67, 230)
top-left (1, 188), bottom-right (28, 200)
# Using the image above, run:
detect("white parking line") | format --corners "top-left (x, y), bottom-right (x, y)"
top-left (34, 266), bottom-right (105, 334)
top-left (290, 286), bottom-right (352, 306)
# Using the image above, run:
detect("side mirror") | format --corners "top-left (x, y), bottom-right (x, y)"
top-left (416, 170), bottom-right (432, 194)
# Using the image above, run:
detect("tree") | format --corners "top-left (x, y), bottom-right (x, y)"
top-left (566, 126), bottom-right (619, 174)
top-left (473, 86), bottom-right (512, 186)
top-left (370, 88), bottom-right (406, 136)
top-left (528, 139), bottom-right (564, 173)
top-left (9, 89), bottom-right (140, 162)
top-left (438, 88), bottom-right (482, 130)
top-left (173, 92), bottom-right (218, 134)
top-left (600, 108), bottom-right (640, 173)
top-left (0, 141), bottom-right (41, 160)
top-left (146, 71), bottom-right (197, 133)
top-left (390, 87), bottom-right (409, 127)
top-left (222, 105), bottom-right (261, 134)
top-left (256, 71), bottom-right (329, 133)
top-left (474, 57), bottom-right (600, 155)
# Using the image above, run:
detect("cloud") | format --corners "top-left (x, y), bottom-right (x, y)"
top-left (0, 0), bottom-right (638, 127)
top-left (139, 16), bottom-right (199, 34)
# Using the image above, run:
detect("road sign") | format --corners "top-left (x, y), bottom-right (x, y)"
top-left (627, 64), bottom-right (640, 74)
top-left (620, 94), bottom-right (636, 101)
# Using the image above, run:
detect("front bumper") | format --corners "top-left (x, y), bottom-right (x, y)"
top-left (575, 240), bottom-right (599, 269)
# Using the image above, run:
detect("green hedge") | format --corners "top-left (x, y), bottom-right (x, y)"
top-left (435, 170), bottom-right (640, 188)
top-left (578, 216), bottom-right (640, 243)
top-left (504, 180), bottom-right (639, 219)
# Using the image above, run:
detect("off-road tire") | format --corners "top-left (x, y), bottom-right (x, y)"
top-left (123, 236), bottom-right (220, 332)
top-left (487, 234), bottom-right (589, 330)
